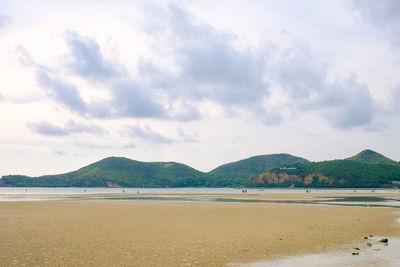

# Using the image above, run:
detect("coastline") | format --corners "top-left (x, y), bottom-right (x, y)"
top-left (236, 236), bottom-right (400, 266)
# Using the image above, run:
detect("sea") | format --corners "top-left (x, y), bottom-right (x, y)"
top-left (1, 187), bottom-right (400, 205)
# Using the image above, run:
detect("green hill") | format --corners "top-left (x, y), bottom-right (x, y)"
top-left (209, 154), bottom-right (309, 185)
top-left (347, 149), bottom-right (396, 165)
top-left (251, 159), bottom-right (400, 188)
top-left (1, 150), bottom-right (399, 188)
top-left (1, 154), bottom-right (309, 188)
top-left (1, 157), bottom-right (212, 187)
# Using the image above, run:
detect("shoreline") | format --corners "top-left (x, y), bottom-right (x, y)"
top-left (0, 194), bottom-right (399, 266)
top-left (1, 188), bottom-right (400, 202)
top-left (236, 236), bottom-right (400, 266)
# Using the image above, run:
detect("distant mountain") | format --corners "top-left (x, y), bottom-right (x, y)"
top-left (1, 150), bottom-right (400, 188)
top-left (347, 149), bottom-right (396, 165)
top-left (209, 154), bottom-right (309, 185)
top-left (1, 157), bottom-right (212, 187)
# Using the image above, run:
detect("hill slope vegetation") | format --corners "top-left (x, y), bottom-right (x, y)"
top-left (209, 154), bottom-right (309, 185)
top-left (1, 150), bottom-right (399, 188)
top-left (2, 157), bottom-right (212, 187)
top-left (251, 159), bottom-right (400, 188)
top-left (347, 149), bottom-right (396, 165)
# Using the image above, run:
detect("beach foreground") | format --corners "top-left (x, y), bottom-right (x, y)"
top-left (1, 195), bottom-right (399, 266)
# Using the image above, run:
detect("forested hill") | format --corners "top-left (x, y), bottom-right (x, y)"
top-left (346, 149), bottom-right (397, 165)
top-left (1, 157), bottom-right (212, 187)
top-left (1, 154), bottom-right (308, 188)
top-left (250, 158), bottom-right (400, 188)
top-left (208, 154), bottom-right (309, 185)
top-left (1, 150), bottom-right (400, 188)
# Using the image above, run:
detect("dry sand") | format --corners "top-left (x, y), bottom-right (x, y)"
top-left (0, 195), bottom-right (399, 266)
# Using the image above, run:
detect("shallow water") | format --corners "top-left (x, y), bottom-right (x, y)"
top-left (236, 237), bottom-right (400, 267)
top-left (1, 187), bottom-right (400, 208)
top-left (1, 187), bottom-right (399, 195)
top-left (100, 195), bottom-right (400, 208)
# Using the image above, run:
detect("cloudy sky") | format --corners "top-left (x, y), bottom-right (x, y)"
top-left (1, 0), bottom-right (400, 176)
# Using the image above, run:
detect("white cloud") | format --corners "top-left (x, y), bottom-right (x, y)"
top-left (29, 120), bottom-right (107, 136)
top-left (0, 0), bottom-right (400, 176)
top-left (351, 0), bottom-right (400, 46)
top-left (125, 125), bottom-right (175, 145)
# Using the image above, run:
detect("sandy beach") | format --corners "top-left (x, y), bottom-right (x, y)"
top-left (1, 194), bottom-right (399, 266)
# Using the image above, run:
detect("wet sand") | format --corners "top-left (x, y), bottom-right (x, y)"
top-left (0, 195), bottom-right (399, 266)
top-left (104, 191), bottom-right (400, 200)
top-left (165, 192), bottom-right (400, 200)
top-left (239, 236), bottom-right (400, 266)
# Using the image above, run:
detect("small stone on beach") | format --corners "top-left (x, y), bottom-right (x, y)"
top-left (379, 238), bottom-right (388, 243)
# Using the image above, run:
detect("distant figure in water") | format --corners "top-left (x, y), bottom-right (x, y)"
top-left (137, 189), bottom-right (140, 194)
top-left (84, 189), bottom-right (86, 192)
top-left (122, 189), bottom-right (125, 193)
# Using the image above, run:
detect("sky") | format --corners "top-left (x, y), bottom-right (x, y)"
top-left (1, 0), bottom-right (400, 176)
